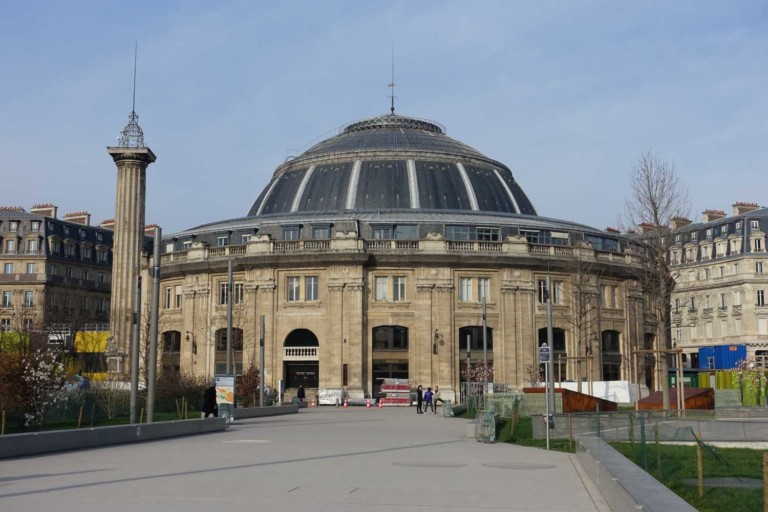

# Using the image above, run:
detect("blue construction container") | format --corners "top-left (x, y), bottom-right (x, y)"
top-left (697, 345), bottom-right (746, 369)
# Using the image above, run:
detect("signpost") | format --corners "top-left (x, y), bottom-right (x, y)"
top-left (540, 342), bottom-right (551, 450)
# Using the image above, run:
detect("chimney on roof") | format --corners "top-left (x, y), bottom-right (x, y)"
top-left (0, 206), bottom-right (25, 212)
top-left (733, 202), bottom-right (760, 216)
top-left (63, 211), bottom-right (91, 226)
top-left (702, 209), bottom-right (726, 223)
top-left (99, 219), bottom-right (115, 230)
top-left (605, 227), bottom-right (620, 233)
top-left (670, 216), bottom-right (692, 230)
top-left (144, 223), bottom-right (160, 235)
top-left (30, 203), bottom-right (57, 218)
top-left (638, 222), bottom-right (658, 234)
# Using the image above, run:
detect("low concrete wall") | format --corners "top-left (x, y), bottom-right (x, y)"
top-left (0, 418), bottom-right (227, 460)
top-left (232, 404), bottom-right (300, 419)
top-left (576, 435), bottom-right (696, 512)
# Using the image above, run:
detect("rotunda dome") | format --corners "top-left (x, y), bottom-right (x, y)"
top-left (247, 113), bottom-right (537, 217)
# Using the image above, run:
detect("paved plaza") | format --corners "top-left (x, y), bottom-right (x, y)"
top-left (0, 407), bottom-right (610, 511)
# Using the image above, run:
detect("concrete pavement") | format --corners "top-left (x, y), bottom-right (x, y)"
top-left (0, 407), bottom-right (610, 511)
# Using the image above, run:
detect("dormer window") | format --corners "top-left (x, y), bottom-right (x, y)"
top-left (691, 232), bottom-right (697, 241)
top-left (283, 226), bottom-right (300, 240)
top-left (8, 221), bottom-right (18, 232)
top-left (31, 221), bottom-right (40, 232)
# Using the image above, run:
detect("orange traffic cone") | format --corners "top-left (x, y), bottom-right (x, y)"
top-left (378, 400), bottom-right (383, 409)
top-left (366, 399), bottom-right (371, 409)
top-left (343, 398), bottom-right (348, 408)
top-left (310, 398), bottom-right (315, 407)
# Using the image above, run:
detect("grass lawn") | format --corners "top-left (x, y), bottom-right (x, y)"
top-left (611, 441), bottom-right (765, 512)
top-left (455, 412), bottom-right (575, 453)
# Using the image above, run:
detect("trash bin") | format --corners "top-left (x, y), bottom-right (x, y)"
top-left (475, 410), bottom-right (496, 443)
top-left (442, 399), bottom-right (454, 417)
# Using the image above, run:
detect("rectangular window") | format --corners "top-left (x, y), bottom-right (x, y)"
top-left (720, 293), bottom-right (727, 309)
top-left (476, 227), bottom-right (499, 241)
top-left (538, 279), bottom-right (548, 304)
top-left (164, 287), bottom-right (172, 309)
top-left (98, 272), bottom-right (105, 283)
top-left (752, 220), bottom-right (759, 229)
top-left (64, 244), bottom-right (76, 258)
top-left (312, 226), bottom-right (330, 239)
top-left (219, 282), bottom-right (229, 305)
top-left (758, 290), bottom-right (766, 307)
top-left (217, 236), bottom-right (228, 247)
top-left (756, 238), bottom-right (764, 252)
top-left (704, 295), bottom-right (711, 309)
top-left (182, 240), bottom-right (193, 250)
top-left (393, 276), bottom-right (406, 301)
top-left (175, 285), bottom-right (183, 308)
top-left (706, 228), bottom-right (712, 239)
top-left (375, 276), bottom-right (388, 301)
top-left (283, 227), bottom-right (300, 240)
top-left (26, 263), bottom-right (36, 274)
top-left (287, 277), bottom-right (300, 302)
top-left (22, 318), bottom-right (32, 331)
top-left (674, 298), bottom-right (681, 312)
top-left (758, 262), bottom-right (764, 274)
top-left (65, 267), bottom-right (73, 278)
top-left (240, 234), bottom-right (251, 245)
top-left (9, 221), bottom-right (18, 232)
top-left (23, 291), bottom-right (34, 307)
top-left (372, 226), bottom-right (393, 239)
top-left (96, 298), bottom-right (106, 314)
top-left (234, 283), bottom-right (244, 304)
top-left (691, 232), bottom-right (697, 241)
top-left (31, 221), bottom-right (40, 232)
top-left (97, 250), bottom-right (108, 263)
top-left (460, 277), bottom-right (473, 302)
top-left (540, 280), bottom-right (562, 304)
top-left (1, 291), bottom-right (11, 308)
top-left (3, 263), bottom-right (13, 274)
top-left (49, 264), bottom-right (57, 276)
top-left (5, 239), bottom-right (16, 254)
top-left (445, 225), bottom-right (470, 240)
top-left (26, 239), bottom-right (38, 254)
top-left (80, 296), bottom-right (88, 311)
top-left (394, 224), bottom-right (418, 240)
top-left (478, 277), bottom-right (490, 302)
top-left (689, 296), bottom-right (696, 311)
top-left (305, 276), bottom-right (318, 301)
top-left (521, 230), bottom-right (539, 244)
top-left (81, 247), bottom-right (92, 260)
top-left (704, 268), bottom-right (711, 279)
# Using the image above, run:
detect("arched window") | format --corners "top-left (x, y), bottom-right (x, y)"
top-left (458, 326), bottom-right (493, 351)
top-left (284, 329), bottom-right (319, 347)
top-left (215, 328), bottom-right (243, 352)
top-left (372, 326), bottom-right (408, 351)
top-left (162, 330), bottom-right (181, 353)
top-left (601, 330), bottom-right (622, 381)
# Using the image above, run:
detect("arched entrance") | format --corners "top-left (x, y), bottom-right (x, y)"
top-left (283, 329), bottom-right (319, 388)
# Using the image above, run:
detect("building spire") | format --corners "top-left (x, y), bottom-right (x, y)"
top-left (118, 41), bottom-right (145, 148)
top-left (388, 46), bottom-right (397, 115)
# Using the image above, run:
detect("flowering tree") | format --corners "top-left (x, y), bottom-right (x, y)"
top-left (462, 361), bottom-right (494, 384)
top-left (735, 357), bottom-right (766, 406)
top-left (21, 348), bottom-right (66, 428)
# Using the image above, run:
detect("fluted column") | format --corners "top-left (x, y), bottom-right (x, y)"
top-left (107, 147), bottom-right (156, 373)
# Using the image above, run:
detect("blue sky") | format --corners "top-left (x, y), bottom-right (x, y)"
top-left (2, 1), bottom-right (767, 234)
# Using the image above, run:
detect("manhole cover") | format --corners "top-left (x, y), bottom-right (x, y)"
top-left (393, 462), bottom-right (468, 468)
top-left (482, 463), bottom-right (557, 470)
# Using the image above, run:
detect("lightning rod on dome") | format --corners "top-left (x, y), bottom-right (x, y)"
top-left (117, 41), bottom-right (145, 148)
top-left (388, 46), bottom-right (397, 115)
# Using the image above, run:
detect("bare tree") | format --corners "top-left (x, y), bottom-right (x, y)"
top-left (624, 150), bottom-right (691, 411)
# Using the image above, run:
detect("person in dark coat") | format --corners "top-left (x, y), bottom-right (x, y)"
top-left (297, 385), bottom-right (306, 402)
top-left (202, 381), bottom-right (218, 418)
top-left (416, 385), bottom-right (424, 414)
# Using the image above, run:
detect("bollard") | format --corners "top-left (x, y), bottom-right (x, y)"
top-left (77, 404), bottom-right (84, 429)
top-left (1, 410), bottom-right (5, 435)
top-left (366, 399), bottom-right (371, 409)
top-left (696, 432), bottom-right (704, 498)
top-left (344, 398), bottom-right (348, 408)
top-left (378, 400), bottom-right (383, 409)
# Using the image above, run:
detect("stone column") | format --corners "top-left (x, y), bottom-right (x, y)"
top-left (106, 147), bottom-right (156, 374)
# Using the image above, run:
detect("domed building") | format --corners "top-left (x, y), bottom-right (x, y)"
top-left (156, 113), bottom-right (652, 402)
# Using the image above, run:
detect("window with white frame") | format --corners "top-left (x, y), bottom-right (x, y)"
top-left (81, 246), bottom-right (92, 260)
top-left (460, 277), bottom-right (473, 302)
top-left (182, 240), bottom-right (193, 250)
top-left (240, 234), bottom-right (251, 245)
top-left (758, 290), bottom-right (766, 307)
top-left (164, 287), bottom-right (172, 309)
top-left (752, 220), bottom-right (759, 229)
top-left (283, 227), bottom-right (300, 240)
top-left (757, 262), bottom-right (764, 274)
top-left (65, 267), bottom-right (73, 278)
top-left (312, 226), bottom-right (330, 239)
top-left (479, 277), bottom-right (491, 302)
top-left (476, 227), bottom-right (500, 241)
top-left (9, 221), bottom-right (18, 232)
top-left (96, 298), bottom-right (106, 314)
top-left (3, 263), bottom-right (13, 274)
top-left (22, 318), bottom-right (32, 331)
top-left (26, 263), bottom-right (36, 274)
top-left (393, 276), bottom-right (406, 301)
top-left (5, 239), bottom-right (16, 254)
top-left (23, 291), bottom-right (34, 307)
top-left (175, 285), bottom-right (183, 308)
top-left (1, 291), bottom-right (11, 308)
top-left (217, 236), bottom-right (228, 247)
top-left (31, 221), bottom-right (40, 232)
top-left (97, 250), bottom-right (108, 263)
top-left (0, 318), bottom-right (10, 331)
top-left (219, 282), bottom-right (229, 305)
top-left (537, 279), bottom-right (562, 304)
top-left (234, 283), bottom-right (244, 304)
top-left (287, 277), bottom-right (300, 302)
top-left (305, 276), bottom-right (318, 301)
top-left (755, 238), bottom-right (764, 252)
top-left (64, 244), bottom-right (76, 258)
top-left (26, 239), bottom-right (38, 254)
top-left (375, 276), bottom-right (389, 301)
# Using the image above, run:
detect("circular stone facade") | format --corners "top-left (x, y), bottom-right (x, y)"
top-left (157, 112), bottom-right (653, 403)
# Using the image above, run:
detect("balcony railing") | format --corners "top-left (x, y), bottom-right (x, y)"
top-left (284, 346), bottom-right (318, 360)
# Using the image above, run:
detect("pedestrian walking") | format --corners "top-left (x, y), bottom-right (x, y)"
top-left (297, 384), bottom-right (306, 402)
top-left (202, 380), bottom-right (218, 418)
top-left (416, 385), bottom-right (424, 413)
top-left (424, 387), bottom-right (435, 414)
